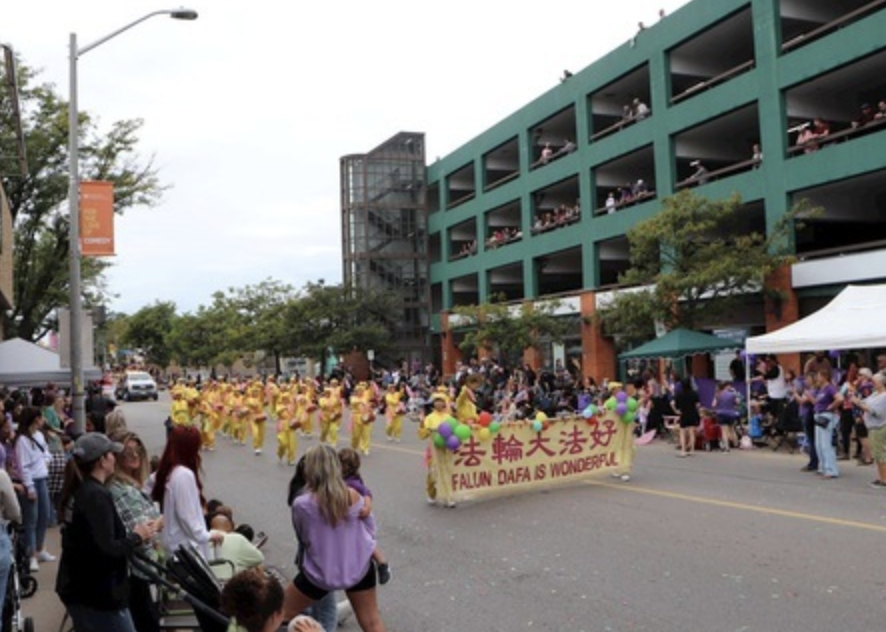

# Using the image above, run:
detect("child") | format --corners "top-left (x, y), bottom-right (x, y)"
top-left (337, 447), bottom-right (391, 584)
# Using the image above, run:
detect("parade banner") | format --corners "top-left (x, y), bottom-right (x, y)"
top-left (79, 180), bottom-right (115, 256)
top-left (441, 412), bottom-right (631, 502)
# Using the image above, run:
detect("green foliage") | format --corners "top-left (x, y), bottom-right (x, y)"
top-left (596, 190), bottom-right (811, 344)
top-left (0, 62), bottom-right (164, 341)
top-left (285, 281), bottom-right (399, 363)
top-left (120, 301), bottom-right (177, 367)
top-left (453, 294), bottom-right (570, 359)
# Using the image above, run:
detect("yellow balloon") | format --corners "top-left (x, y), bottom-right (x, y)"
top-left (535, 411), bottom-right (548, 422)
top-left (478, 427), bottom-right (492, 441)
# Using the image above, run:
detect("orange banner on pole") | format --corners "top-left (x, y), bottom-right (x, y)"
top-left (79, 180), bottom-right (115, 256)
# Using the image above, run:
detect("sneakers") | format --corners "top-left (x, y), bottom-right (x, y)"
top-left (869, 480), bottom-right (886, 488)
top-left (426, 496), bottom-right (436, 505)
top-left (254, 448), bottom-right (262, 455)
top-left (29, 558), bottom-right (39, 573)
top-left (446, 500), bottom-right (457, 508)
top-left (36, 551), bottom-right (56, 562)
top-left (377, 562), bottom-right (391, 585)
top-left (620, 474), bottom-right (631, 482)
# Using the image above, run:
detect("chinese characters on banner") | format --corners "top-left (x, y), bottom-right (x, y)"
top-left (445, 414), bottom-right (625, 501)
top-left (79, 180), bottom-right (115, 256)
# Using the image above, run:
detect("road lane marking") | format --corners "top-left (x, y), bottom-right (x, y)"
top-left (588, 480), bottom-right (886, 533)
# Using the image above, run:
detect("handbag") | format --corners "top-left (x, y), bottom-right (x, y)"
top-left (813, 413), bottom-right (831, 429)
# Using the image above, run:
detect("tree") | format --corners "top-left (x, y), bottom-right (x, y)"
top-left (0, 63), bottom-right (165, 341)
top-left (214, 279), bottom-right (296, 374)
top-left (285, 281), bottom-right (399, 374)
top-left (596, 190), bottom-right (811, 344)
top-left (452, 294), bottom-right (571, 364)
top-left (120, 301), bottom-right (177, 367)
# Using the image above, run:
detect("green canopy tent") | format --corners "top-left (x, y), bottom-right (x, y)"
top-left (618, 328), bottom-right (740, 361)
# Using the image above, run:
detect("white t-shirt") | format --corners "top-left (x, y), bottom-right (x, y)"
top-left (767, 365), bottom-right (787, 399)
top-left (161, 466), bottom-right (211, 558)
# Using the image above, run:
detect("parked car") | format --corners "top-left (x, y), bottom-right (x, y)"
top-left (115, 370), bottom-right (159, 401)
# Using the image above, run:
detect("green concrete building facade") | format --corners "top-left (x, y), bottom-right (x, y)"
top-left (350, 0), bottom-right (886, 377)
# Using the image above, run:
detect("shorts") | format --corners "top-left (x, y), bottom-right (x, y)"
top-left (869, 426), bottom-right (886, 464)
top-left (854, 421), bottom-right (868, 439)
top-left (716, 413), bottom-right (737, 426)
top-left (293, 560), bottom-right (377, 601)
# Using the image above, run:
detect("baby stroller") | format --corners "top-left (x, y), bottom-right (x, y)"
top-left (2, 524), bottom-right (36, 632)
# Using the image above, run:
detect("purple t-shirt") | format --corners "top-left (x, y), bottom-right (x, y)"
top-left (814, 383), bottom-right (838, 414)
top-left (714, 388), bottom-right (739, 417)
top-left (292, 493), bottom-right (376, 591)
top-left (344, 474), bottom-right (372, 499)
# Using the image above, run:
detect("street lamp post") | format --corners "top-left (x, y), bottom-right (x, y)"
top-left (68, 9), bottom-right (197, 434)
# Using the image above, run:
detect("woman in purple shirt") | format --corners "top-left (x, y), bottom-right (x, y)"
top-left (283, 445), bottom-right (387, 632)
top-left (812, 370), bottom-right (843, 478)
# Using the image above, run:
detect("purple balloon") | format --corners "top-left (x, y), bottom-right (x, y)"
top-left (616, 391), bottom-right (628, 403)
top-left (615, 402), bottom-right (628, 415)
top-left (445, 434), bottom-right (461, 451)
top-left (438, 421), bottom-right (453, 438)
top-left (828, 350), bottom-right (840, 360)
top-left (739, 350), bottom-right (747, 359)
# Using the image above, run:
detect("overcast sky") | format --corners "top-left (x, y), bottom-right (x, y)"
top-left (6, 0), bottom-right (689, 316)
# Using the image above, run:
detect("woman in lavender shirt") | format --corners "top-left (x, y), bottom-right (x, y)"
top-left (283, 445), bottom-right (387, 632)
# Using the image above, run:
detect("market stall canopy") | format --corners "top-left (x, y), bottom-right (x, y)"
top-left (618, 328), bottom-right (740, 360)
top-left (745, 284), bottom-right (886, 354)
top-left (0, 337), bottom-right (101, 387)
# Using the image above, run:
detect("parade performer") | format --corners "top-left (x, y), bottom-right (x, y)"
top-left (384, 384), bottom-right (406, 443)
top-left (300, 379), bottom-right (318, 438)
top-left (455, 373), bottom-right (484, 424)
top-left (218, 381), bottom-right (233, 438)
top-left (199, 385), bottom-right (218, 451)
top-left (275, 390), bottom-right (298, 466)
top-left (171, 388), bottom-right (191, 427)
top-left (609, 383), bottom-right (635, 482)
top-left (318, 387), bottom-right (342, 446)
top-left (418, 392), bottom-right (456, 507)
top-left (265, 375), bottom-right (280, 426)
top-left (231, 386), bottom-right (249, 446)
top-left (246, 382), bottom-right (266, 455)
top-left (349, 383), bottom-right (374, 456)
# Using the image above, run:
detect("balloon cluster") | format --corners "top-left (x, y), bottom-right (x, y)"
top-left (601, 389), bottom-right (638, 424)
top-left (433, 412), bottom-right (501, 451)
top-left (530, 411), bottom-right (549, 433)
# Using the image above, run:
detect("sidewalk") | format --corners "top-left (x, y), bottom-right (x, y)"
top-left (23, 525), bottom-right (67, 632)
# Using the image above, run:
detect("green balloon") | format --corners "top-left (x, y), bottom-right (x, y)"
top-left (627, 397), bottom-right (638, 412)
top-left (455, 424), bottom-right (472, 441)
top-left (621, 412), bottom-right (635, 424)
top-left (605, 397), bottom-right (617, 411)
top-left (432, 433), bottom-right (446, 448)
top-left (489, 421), bottom-right (501, 434)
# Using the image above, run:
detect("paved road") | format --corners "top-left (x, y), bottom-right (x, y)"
top-left (30, 395), bottom-right (886, 632)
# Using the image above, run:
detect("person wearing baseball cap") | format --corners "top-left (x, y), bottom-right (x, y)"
top-left (56, 433), bottom-right (158, 632)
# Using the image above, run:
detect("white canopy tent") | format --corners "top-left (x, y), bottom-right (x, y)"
top-left (0, 337), bottom-right (101, 387)
top-left (745, 284), bottom-right (886, 354)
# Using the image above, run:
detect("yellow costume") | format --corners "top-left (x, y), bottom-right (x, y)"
top-left (349, 385), bottom-right (374, 456)
top-left (275, 391), bottom-right (297, 465)
top-left (455, 384), bottom-right (479, 424)
top-left (171, 393), bottom-right (191, 427)
top-left (265, 378), bottom-right (280, 423)
top-left (231, 390), bottom-right (249, 445)
top-left (384, 387), bottom-right (405, 442)
top-left (198, 388), bottom-right (218, 450)
top-left (318, 388), bottom-right (342, 446)
top-left (300, 381), bottom-right (317, 437)
top-left (420, 396), bottom-right (456, 507)
top-left (246, 387), bottom-right (266, 454)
